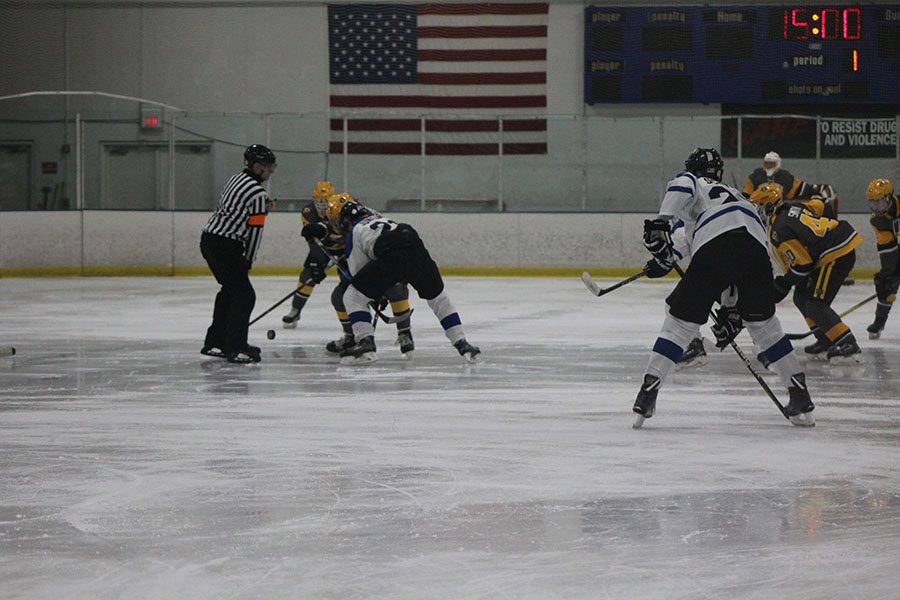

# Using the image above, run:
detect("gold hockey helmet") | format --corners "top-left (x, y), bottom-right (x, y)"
top-left (325, 193), bottom-right (354, 229)
top-left (313, 181), bottom-right (336, 216)
top-left (749, 182), bottom-right (784, 217)
top-left (866, 178), bottom-right (893, 215)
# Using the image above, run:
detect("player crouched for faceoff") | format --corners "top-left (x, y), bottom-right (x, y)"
top-left (325, 196), bottom-right (481, 365)
top-left (865, 178), bottom-right (900, 339)
top-left (751, 182), bottom-right (863, 363)
top-left (634, 147), bottom-right (814, 428)
top-left (283, 184), bottom-right (414, 355)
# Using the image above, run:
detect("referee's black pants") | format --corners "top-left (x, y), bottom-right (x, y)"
top-left (200, 231), bottom-right (256, 354)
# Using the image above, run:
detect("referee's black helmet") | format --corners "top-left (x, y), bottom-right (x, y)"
top-left (244, 144), bottom-right (277, 167)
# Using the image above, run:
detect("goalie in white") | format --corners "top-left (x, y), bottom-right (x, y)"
top-left (633, 147), bottom-right (815, 428)
top-left (325, 195), bottom-right (481, 365)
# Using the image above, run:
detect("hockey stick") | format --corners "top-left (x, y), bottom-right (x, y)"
top-left (581, 269), bottom-right (648, 297)
top-left (311, 238), bottom-right (412, 325)
top-left (249, 289), bottom-right (296, 327)
top-left (673, 264), bottom-right (790, 421)
top-left (0, 346), bottom-right (16, 357)
top-left (785, 293), bottom-right (878, 340)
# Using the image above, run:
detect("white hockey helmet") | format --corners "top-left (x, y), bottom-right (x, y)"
top-left (763, 151), bottom-right (781, 177)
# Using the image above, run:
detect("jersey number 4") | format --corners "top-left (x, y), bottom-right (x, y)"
top-left (788, 206), bottom-right (836, 238)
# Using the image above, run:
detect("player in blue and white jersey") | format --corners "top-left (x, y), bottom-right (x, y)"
top-left (633, 147), bottom-right (814, 428)
top-left (324, 197), bottom-right (480, 365)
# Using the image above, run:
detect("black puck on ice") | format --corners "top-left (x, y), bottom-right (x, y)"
top-left (267, 329), bottom-right (276, 340)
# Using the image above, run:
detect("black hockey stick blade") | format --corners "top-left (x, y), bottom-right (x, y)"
top-left (785, 293), bottom-right (877, 340)
top-left (581, 270), bottom-right (647, 297)
top-left (373, 307), bottom-right (414, 324)
top-left (0, 346), bottom-right (16, 357)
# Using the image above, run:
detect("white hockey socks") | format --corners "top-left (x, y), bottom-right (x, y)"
top-left (745, 316), bottom-right (803, 388)
top-left (345, 285), bottom-right (376, 341)
top-left (645, 312), bottom-right (700, 385)
top-left (426, 291), bottom-right (465, 344)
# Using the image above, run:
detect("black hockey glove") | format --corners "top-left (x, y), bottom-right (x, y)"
top-left (643, 219), bottom-right (674, 260)
top-left (303, 260), bottom-right (327, 285)
top-left (369, 297), bottom-right (389, 314)
top-left (773, 275), bottom-right (793, 303)
top-left (711, 306), bottom-right (743, 349)
top-left (301, 222), bottom-right (328, 241)
top-left (644, 256), bottom-right (673, 279)
top-left (874, 272), bottom-right (900, 302)
top-left (812, 183), bottom-right (835, 199)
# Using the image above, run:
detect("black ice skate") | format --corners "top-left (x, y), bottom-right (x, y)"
top-left (227, 344), bottom-right (262, 364)
top-left (785, 373), bottom-right (815, 427)
top-left (632, 374), bottom-right (660, 429)
top-left (867, 306), bottom-right (890, 340)
top-left (282, 306), bottom-right (300, 329)
top-left (454, 339), bottom-right (481, 363)
top-left (803, 338), bottom-right (832, 357)
top-left (396, 330), bottom-right (414, 357)
top-left (826, 334), bottom-right (862, 364)
top-left (200, 345), bottom-right (226, 359)
top-left (675, 337), bottom-right (708, 371)
top-left (340, 336), bottom-right (377, 365)
top-left (326, 334), bottom-right (354, 354)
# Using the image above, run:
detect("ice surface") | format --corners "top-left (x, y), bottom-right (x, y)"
top-left (1, 276), bottom-right (899, 599)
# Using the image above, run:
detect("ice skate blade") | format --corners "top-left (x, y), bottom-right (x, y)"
top-left (828, 354), bottom-right (863, 365)
top-left (868, 331), bottom-right (881, 340)
top-left (461, 352), bottom-right (482, 364)
top-left (789, 412), bottom-right (815, 427)
top-left (282, 320), bottom-right (298, 329)
top-left (400, 351), bottom-right (413, 360)
top-left (632, 413), bottom-right (647, 429)
top-left (339, 352), bottom-right (377, 366)
top-left (674, 353), bottom-right (707, 372)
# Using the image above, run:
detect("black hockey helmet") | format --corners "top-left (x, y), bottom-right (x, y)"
top-left (337, 199), bottom-right (375, 232)
top-left (684, 147), bottom-right (724, 181)
top-left (244, 144), bottom-right (277, 167)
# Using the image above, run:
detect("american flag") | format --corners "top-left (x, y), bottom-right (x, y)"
top-left (328, 3), bottom-right (548, 155)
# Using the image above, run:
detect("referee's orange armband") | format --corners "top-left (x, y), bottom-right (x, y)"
top-left (247, 214), bottom-right (267, 227)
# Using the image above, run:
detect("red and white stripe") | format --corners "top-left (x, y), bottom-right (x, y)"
top-left (330, 3), bottom-right (548, 155)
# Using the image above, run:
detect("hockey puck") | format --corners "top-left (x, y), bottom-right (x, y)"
top-left (266, 329), bottom-right (276, 340)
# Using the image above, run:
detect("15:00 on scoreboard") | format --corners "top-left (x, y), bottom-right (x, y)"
top-left (584, 5), bottom-right (900, 104)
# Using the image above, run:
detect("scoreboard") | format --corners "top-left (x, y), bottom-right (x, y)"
top-left (584, 5), bottom-right (900, 104)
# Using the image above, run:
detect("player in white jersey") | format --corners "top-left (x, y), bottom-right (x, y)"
top-left (325, 197), bottom-right (480, 365)
top-left (633, 147), bottom-right (815, 427)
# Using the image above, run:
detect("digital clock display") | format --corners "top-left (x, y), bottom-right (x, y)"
top-left (780, 7), bottom-right (861, 41)
top-left (584, 4), bottom-right (900, 104)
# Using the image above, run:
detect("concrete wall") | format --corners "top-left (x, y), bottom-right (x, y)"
top-left (0, 211), bottom-right (882, 275)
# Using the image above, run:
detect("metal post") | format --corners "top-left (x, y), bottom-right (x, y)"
top-left (497, 116), bottom-right (504, 211)
top-left (342, 116), bottom-right (349, 192)
top-left (420, 116), bottom-right (426, 211)
top-left (168, 110), bottom-right (176, 275)
top-left (580, 114), bottom-right (588, 211)
top-left (75, 113), bottom-right (82, 210)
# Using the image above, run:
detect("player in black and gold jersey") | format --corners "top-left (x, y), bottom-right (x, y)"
top-left (744, 151), bottom-right (834, 201)
top-left (283, 183), bottom-right (414, 355)
top-left (750, 182), bottom-right (863, 362)
top-left (865, 178), bottom-right (900, 339)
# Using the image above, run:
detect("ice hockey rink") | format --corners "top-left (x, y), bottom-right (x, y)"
top-left (1, 275), bottom-right (899, 599)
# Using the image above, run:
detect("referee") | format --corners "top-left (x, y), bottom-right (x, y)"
top-left (200, 144), bottom-right (276, 363)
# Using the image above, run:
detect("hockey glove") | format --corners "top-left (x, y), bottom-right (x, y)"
top-left (643, 218), bottom-right (674, 261)
top-left (369, 297), bottom-right (389, 314)
top-left (813, 183), bottom-right (835, 199)
top-left (711, 306), bottom-right (743, 349)
top-left (773, 275), bottom-right (793, 303)
top-left (301, 222), bottom-right (328, 241)
top-left (303, 260), bottom-right (327, 285)
top-left (644, 256), bottom-right (673, 279)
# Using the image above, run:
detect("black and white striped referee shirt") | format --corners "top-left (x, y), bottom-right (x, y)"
top-left (203, 168), bottom-right (269, 264)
